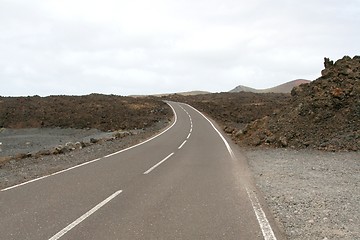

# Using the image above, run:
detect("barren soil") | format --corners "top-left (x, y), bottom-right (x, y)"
top-left (165, 92), bottom-right (291, 131)
top-left (0, 94), bottom-right (171, 131)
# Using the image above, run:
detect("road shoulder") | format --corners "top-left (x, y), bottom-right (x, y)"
top-left (244, 147), bottom-right (360, 240)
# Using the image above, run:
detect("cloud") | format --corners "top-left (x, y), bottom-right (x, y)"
top-left (0, 0), bottom-right (359, 96)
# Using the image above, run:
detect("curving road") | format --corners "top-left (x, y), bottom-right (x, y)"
top-left (0, 102), bottom-right (283, 240)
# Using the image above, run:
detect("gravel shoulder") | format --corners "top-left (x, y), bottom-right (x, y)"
top-left (0, 127), bottom-right (117, 158)
top-left (244, 147), bottom-right (359, 240)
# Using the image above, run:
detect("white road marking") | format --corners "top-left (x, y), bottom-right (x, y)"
top-left (184, 103), bottom-right (277, 240)
top-left (246, 188), bottom-right (277, 240)
top-left (104, 102), bottom-right (177, 158)
top-left (185, 104), bottom-right (235, 159)
top-left (1, 103), bottom-right (178, 192)
top-left (1, 158), bottom-right (101, 192)
top-left (178, 140), bottom-right (187, 149)
top-left (48, 190), bottom-right (123, 240)
top-left (179, 103), bottom-right (193, 133)
top-left (186, 133), bottom-right (191, 139)
top-left (143, 152), bottom-right (174, 175)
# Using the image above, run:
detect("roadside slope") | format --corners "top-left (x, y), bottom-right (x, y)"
top-left (236, 56), bottom-right (360, 151)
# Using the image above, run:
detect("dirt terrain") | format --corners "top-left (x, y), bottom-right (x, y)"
top-left (0, 56), bottom-right (358, 239)
top-left (165, 91), bottom-right (291, 132)
top-left (0, 94), bottom-right (171, 131)
top-left (166, 56), bottom-right (360, 152)
top-left (0, 94), bottom-right (173, 188)
top-left (0, 94), bottom-right (171, 162)
top-left (164, 56), bottom-right (359, 239)
top-left (236, 56), bottom-right (360, 151)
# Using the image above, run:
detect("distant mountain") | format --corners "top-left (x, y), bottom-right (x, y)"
top-left (230, 79), bottom-right (311, 93)
top-left (162, 90), bottom-right (211, 96)
top-left (229, 85), bottom-right (259, 93)
top-left (131, 90), bottom-right (211, 98)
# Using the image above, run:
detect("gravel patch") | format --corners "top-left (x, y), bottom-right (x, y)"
top-left (0, 120), bottom-right (170, 190)
top-left (0, 127), bottom-right (116, 157)
top-left (244, 147), bottom-right (359, 240)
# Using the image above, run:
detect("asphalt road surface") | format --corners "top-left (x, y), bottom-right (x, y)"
top-left (0, 102), bottom-right (284, 240)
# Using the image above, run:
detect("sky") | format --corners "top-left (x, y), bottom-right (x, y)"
top-left (1, 0), bottom-right (359, 96)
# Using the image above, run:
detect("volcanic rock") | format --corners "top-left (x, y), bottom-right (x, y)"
top-left (237, 56), bottom-right (360, 151)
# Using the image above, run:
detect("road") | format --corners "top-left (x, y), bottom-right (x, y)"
top-left (0, 102), bottom-right (283, 240)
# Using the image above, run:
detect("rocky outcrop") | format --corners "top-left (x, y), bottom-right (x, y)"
top-left (237, 56), bottom-right (360, 151)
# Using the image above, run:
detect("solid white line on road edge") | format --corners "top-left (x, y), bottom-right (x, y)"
top-left (104, 102), bottom-right (178, 158)
top-left (1, 102), bottom-right (178, 192)
top-left (178, 140), bottom-right (187, 149)
top-left (1, 158), bottom-right (101, 192)
top-left (48, 190), bottom-right (123, 240)
top-left (186, 133), bottom-right (191, 139)
top-left (143, 152), bottom-right (174, 175)
top-left (1, 175), bottom-right (49, 192)
top-left (246, 188), bottom-right (277, 240)
top-left (185, 104), bottom-right (235, 159)
top-left (184, 103), bottom-right (277, 240)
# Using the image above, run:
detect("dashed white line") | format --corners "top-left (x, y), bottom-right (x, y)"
top-left (48, 190), bottom-right (123, 240)
top-left (178, 140), bottom-right (187, 149)
top-left (179, 103), bottom-right (193, 135)
top-left (143, 152), bottom-right (174, 174)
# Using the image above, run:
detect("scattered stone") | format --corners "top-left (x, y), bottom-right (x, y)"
top-left (34, 149), bottom-right (52, 158)
top-left (235, 130), bottom-right (244, 138)
top-left (224, 126), bottom-right (234, 134)
top-left (14, 153), bottom-right (28, 159)
top-left (75, 142), bottom-right (82, 149)
top-left (279, 136), bottom-right (288, 147)
top-left (114, 131), bottom-right (131, 139)
top-left (65, 142), bottom-right (76, 151)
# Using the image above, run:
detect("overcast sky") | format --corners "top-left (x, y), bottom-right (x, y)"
top-left (1, 0), bottom-right (359, 96)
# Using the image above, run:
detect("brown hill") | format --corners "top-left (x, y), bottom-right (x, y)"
top-left (131, 90), bottom-right (211, 98)
top-left (236, 56), bottom-right (360, 151)
top-left (230, 79), bottom-right (311, 93)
